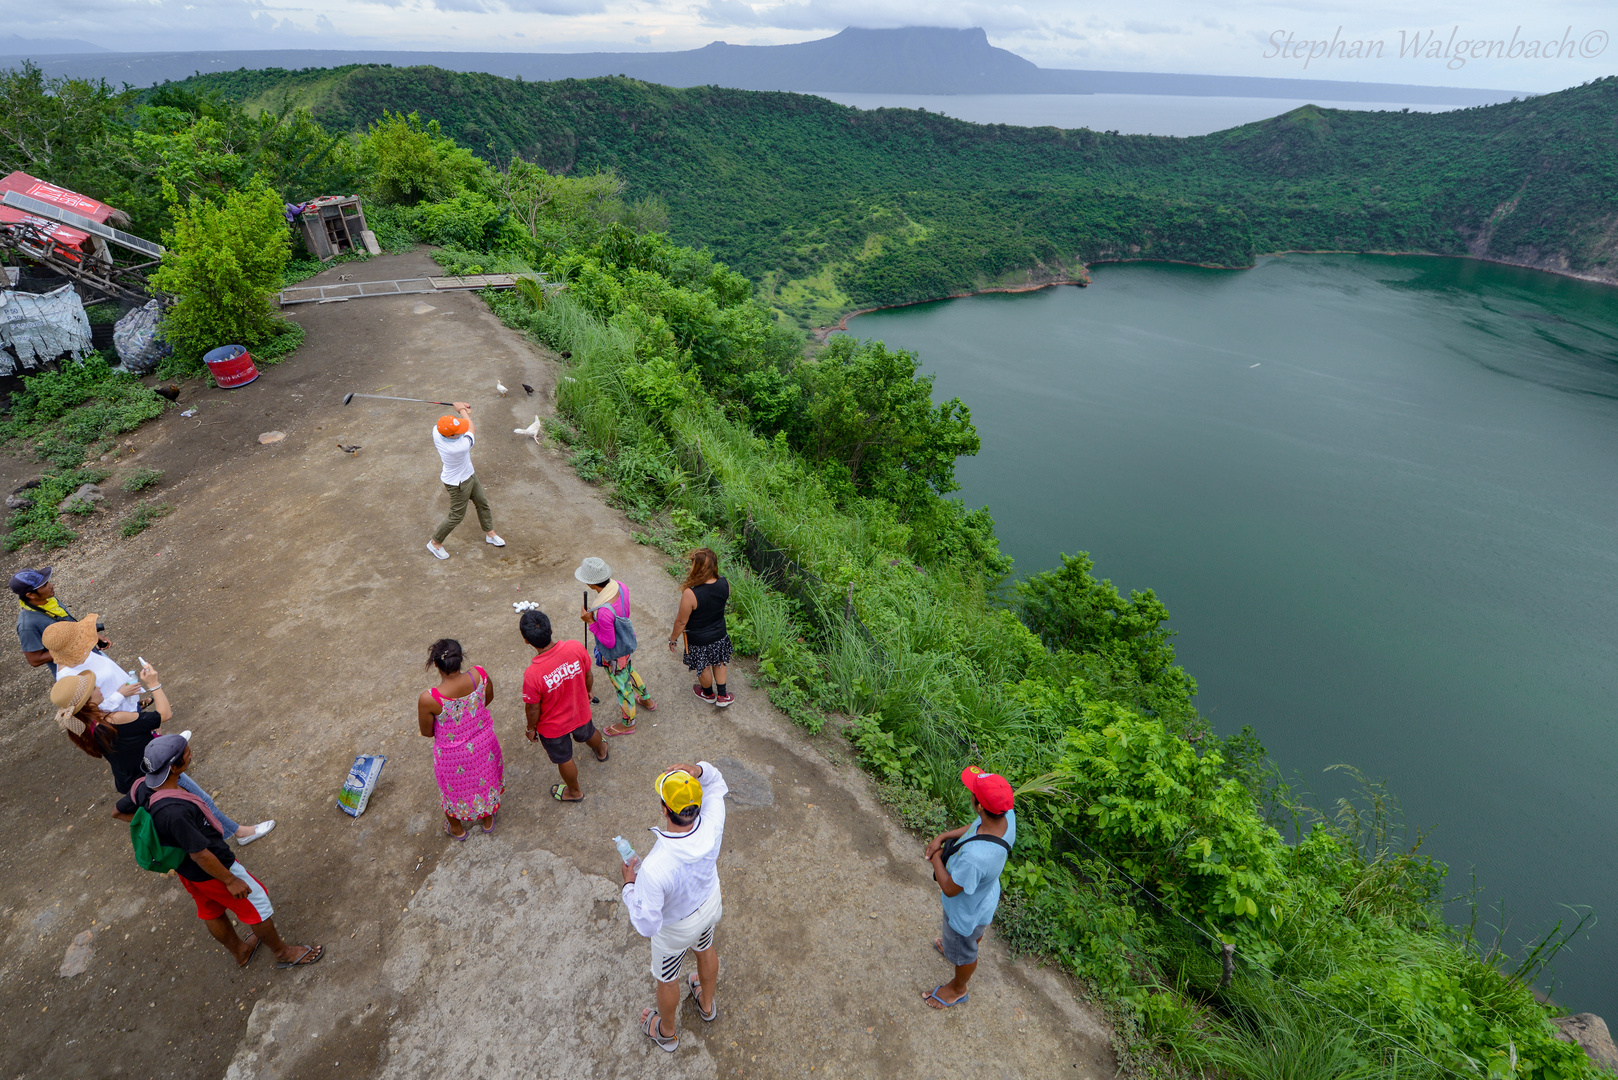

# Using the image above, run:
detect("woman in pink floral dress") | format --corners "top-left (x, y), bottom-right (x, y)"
top-left (416, 639), bottom-right (503, 839)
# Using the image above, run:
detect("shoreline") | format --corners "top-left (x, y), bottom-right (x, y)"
top-left (816, 249), bottom-right (1617, 337)
top-left (815, 274), bottom-right (1090, 339)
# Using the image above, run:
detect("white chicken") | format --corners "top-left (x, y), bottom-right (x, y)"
top-left (496, 381), bottom-right (509, 396)
top-left (514, 415), bottom-right (541, 439)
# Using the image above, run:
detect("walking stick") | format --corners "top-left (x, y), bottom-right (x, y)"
top-left (585, 588), bottom-right (600, 704)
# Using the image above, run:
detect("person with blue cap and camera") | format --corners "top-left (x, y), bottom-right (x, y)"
top-left (11, 565), bottom-right (108, 676)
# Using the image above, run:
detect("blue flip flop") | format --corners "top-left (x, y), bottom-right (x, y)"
top-left (924, 985), bottom-right (968, 1008)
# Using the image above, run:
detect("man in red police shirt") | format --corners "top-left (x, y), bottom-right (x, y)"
top-left (519, 609), bottom-right (609, 802)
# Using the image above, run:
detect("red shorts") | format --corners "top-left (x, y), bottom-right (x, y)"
top-left (180, 863), bottom-right (274, 924)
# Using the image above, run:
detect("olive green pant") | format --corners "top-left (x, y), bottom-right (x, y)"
top-left (433, 474), bottom-right (493, 543)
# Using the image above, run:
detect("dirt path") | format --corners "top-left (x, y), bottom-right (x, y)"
top-left (0, 252), bottom-right (1115, 1080)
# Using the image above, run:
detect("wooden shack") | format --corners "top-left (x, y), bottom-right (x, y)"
top-left (296, 196), bottom-right (371, 259)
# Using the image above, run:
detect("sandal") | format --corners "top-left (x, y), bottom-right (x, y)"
top-left (638, 698), bottom-right (657, 711)
top-left (685, 973), bottom-right (717, 1022)
top-left (480, 814), bottom-right (497, 834)
top-left (594, 745), bottom-right (610, 762)
top-left (604, 722), bottom-right (637, 737)
top-left (550, 783), bottom-right (585, 803)
top-left (923, 984), bottom-right (968, 1009)
top-left (236, 932), bottom-right (261, 968)
top-left (276, 944), bottom-right (325, 969)
top-left (640, 1008), bottom-right (678, 1052)
top-left (444, 821), bottom-right (469, 841)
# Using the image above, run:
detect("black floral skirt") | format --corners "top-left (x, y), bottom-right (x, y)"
top-left (683, 636), bottom-right (733, 672)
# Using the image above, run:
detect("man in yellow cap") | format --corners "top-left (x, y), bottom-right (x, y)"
top-left (621, 761), bottom-right (730, 1053)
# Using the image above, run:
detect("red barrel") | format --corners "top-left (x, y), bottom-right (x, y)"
top-left (203, 345), bottom-right (259, 388)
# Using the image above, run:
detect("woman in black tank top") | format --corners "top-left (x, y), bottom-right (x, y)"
top-left (668, 547), bottom-right (734, 707)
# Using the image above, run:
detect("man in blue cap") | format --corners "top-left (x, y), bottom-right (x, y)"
top-left (11, 566), bottom-right (108, 676)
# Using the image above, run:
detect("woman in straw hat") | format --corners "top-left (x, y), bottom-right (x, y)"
top-left (576, 556), bottom-right (656, 737)
top-left (41, 612), bottom-right (141, 714)
top-left (52, 665), bottom-right (276, 846)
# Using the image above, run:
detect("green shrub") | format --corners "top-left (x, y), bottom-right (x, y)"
top-left (4, 466), bottom-right (111, 552)
top-left (120, 500), bottom-right (173, 538)
top-left (150, 174), bottom-right (292, 360)
top-left (121, 467), bottom-right (163, 493)
top-left (0, 354), bottom-right (167, 469)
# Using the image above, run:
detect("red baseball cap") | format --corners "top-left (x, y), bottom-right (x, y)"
top-left (960, 766), bottom-right (1014, 814)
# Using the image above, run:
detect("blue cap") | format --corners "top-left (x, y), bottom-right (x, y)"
top-left (141, 733), bottom-right (189, 789)
top-left (8, 565), bottom-right (51, 596)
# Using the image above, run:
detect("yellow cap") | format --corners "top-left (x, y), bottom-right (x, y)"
top-left (656, 770), bottom-right (703, 813)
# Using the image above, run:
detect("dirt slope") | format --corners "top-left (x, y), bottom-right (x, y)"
top-left (0, 252), bottom-right (1115, 1080)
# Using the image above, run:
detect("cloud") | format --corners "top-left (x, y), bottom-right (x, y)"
top-left (503, 0), bottom-right (608, 12)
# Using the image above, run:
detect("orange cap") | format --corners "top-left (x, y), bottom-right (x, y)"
top-left (437, 414), bottom-right (469, 437)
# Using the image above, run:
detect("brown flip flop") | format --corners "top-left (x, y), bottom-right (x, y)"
top-left (237, 932), bottom-right (261, 968)
top-left (276, 943), bottom-right (324, 969)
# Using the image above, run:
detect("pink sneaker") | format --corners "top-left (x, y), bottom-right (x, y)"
top-left (693, 682), bottom-right (716, 703)
top-left (714, 691), bottom-right (734, 708)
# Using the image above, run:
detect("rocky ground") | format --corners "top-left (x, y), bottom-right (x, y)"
top-left (0, 251), bottom-right (1115, 1080)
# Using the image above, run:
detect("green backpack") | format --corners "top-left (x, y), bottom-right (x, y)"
top-left (128, 782), bottom-right (222, 873)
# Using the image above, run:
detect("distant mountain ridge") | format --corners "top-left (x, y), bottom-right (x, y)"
top-left (167, 64), bottom-right (1617, 325)
top-left (0, 34), bottom-right (106, 55)
top-left (1, 27), bottom-right (1517, 105)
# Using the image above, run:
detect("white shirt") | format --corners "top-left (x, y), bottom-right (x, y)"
top-left (57, 650), bottom-right (140, 713)
top-left (622, 761), bottom-right (729, 938)
top-left (433, 428), bottom-right (475, 485)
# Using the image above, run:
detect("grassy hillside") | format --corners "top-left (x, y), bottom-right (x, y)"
top-left (173, 66), bottom-right (1618, 324)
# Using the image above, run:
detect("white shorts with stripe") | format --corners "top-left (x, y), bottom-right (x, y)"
top-left (649, 888), bottom-right (722, 982)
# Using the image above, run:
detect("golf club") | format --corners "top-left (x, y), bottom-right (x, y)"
top-left (343, 392), bottom-right (456, 407)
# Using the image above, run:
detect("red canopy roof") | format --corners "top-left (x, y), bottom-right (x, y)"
top-left (0, 172), bottom-right (113, 252)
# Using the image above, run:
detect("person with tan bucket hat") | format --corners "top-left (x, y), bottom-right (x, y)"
top-left (51, 665), bottom-right (276, 846)
top-left (43, 612), bottom-right (142, 714)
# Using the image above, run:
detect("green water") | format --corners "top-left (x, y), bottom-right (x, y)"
top-left (847, 255), bottom-right (1618, 1012)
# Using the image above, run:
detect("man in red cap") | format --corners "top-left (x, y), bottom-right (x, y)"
top-left (921, 765), bottom-right (1016, 1008)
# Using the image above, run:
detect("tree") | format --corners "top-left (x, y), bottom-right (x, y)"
top-left (1016, 552), bottom-right (1182, 685)
top-left (150, 175), bottom-right (290, 358)
top-left (361, 111), bottom-right (488, 205)
top-left (497, 158), bottom-right (626, 255)
top-left (793, 336), bottom-right (979, 515)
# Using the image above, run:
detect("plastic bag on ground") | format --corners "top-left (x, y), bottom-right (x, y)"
top-left (112, 299), bottom-right (171, 374)
top-left (338, 754), bottom-right (386, 817)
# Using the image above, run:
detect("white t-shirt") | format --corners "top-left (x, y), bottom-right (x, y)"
top-left (57, 650), bottom-right (140, 713)
top-left (432, 428), bottom-right (475, 485)
top-left (622, 761), bottom-right (729, 938)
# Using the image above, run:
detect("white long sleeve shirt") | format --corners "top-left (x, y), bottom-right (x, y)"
top-left (622, 761), bottom-right (729, 938)
top-left (57, 650), bottom-right (140, 714)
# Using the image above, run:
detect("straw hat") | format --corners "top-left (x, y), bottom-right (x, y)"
top-left (40, 613), bottom-right (98, 668)
top-left (50, 671), bottom-right (95, 735)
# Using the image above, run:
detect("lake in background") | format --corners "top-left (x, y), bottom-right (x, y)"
top-left (812, 92), bottom-right (1457, 136)
top-left (845, 256), bottom-right (1618, 1013)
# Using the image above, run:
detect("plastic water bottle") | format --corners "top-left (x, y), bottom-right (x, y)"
top-left (613, 835), bottom-right (639, 867)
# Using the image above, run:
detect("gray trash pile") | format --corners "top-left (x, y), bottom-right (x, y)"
top-left (112, 299), bottom-right (171, 374)
top-left (0, 284), bottom-right (92, 374)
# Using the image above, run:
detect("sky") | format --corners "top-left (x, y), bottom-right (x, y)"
top-left (19, 0), bottom-right (1616, 91)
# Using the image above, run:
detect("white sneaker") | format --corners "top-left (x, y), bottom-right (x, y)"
top-left (485, 534), bottom-right (506, 547)
top-left (237, 820), bottom-right (276, 846)
top-left (427, 542), bottom-right (449, 560)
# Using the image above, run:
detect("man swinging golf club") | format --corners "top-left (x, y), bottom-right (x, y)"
top-left (427, 402), bottom-right (505, 559)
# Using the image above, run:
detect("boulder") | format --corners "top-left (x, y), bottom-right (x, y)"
top-left (5, 493), bottom-right (33, 510)
top-left (57, 483), bottom-right (104, 514)
top-left (1553, 1013), bottom-right (1618, 1071)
